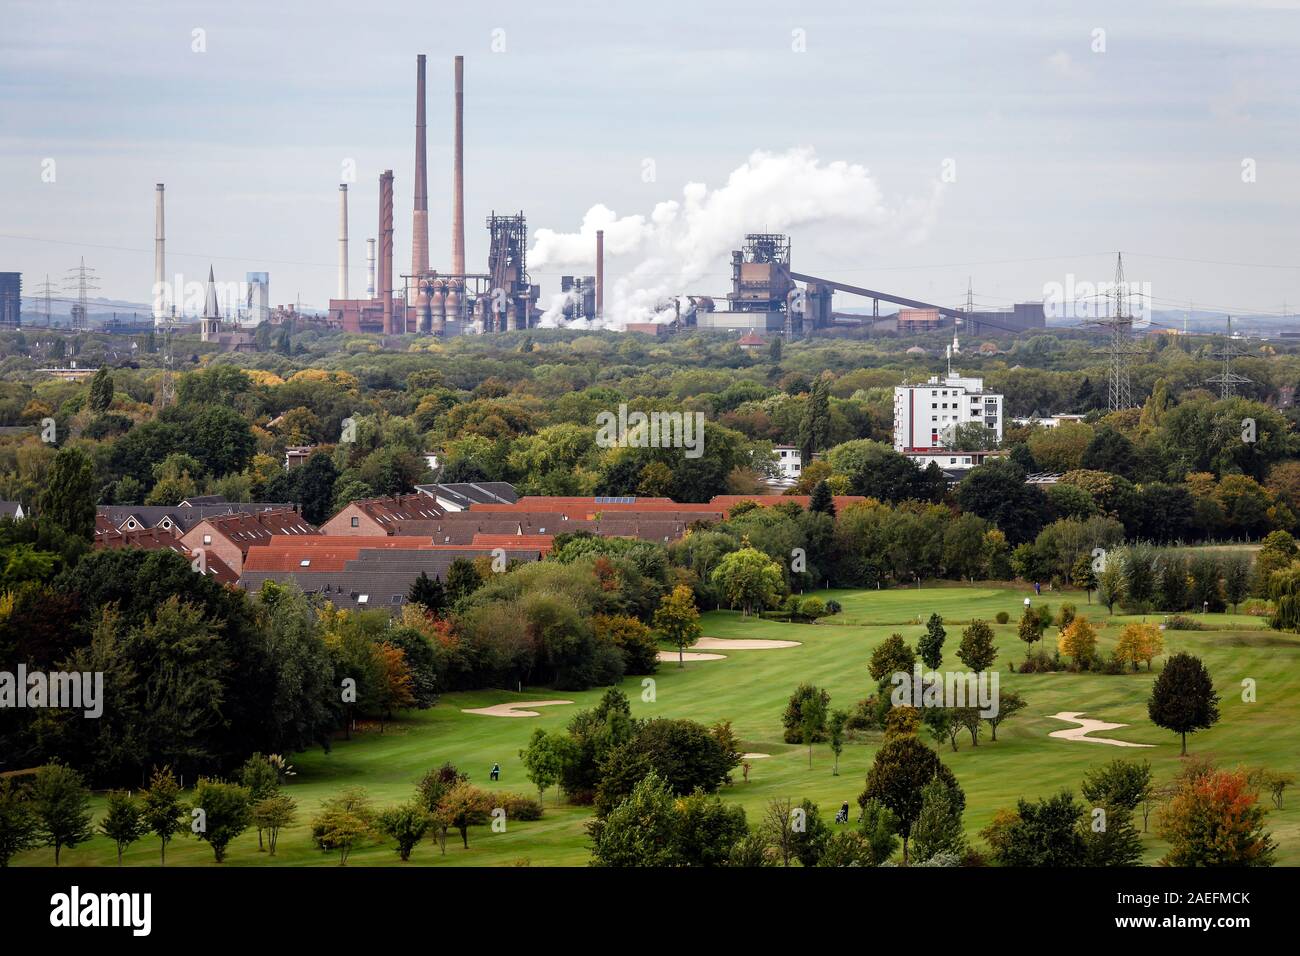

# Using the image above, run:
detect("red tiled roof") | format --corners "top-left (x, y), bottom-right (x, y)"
top-left (192, 509), bottom-right (319, 552)
top-left (469, 533), bottom-right (554, 553)
top-left (94, 527), bottom-right (238, 584)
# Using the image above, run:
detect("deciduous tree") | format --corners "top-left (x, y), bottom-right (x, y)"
top-left (653, 584), bottom-right (702, 667)
top-left (99, 791), bottom-right (146, 865)
top-left (1148, 652), bottom-right (1220, 754)
top-left (30, 762), bottom-right (94, 865)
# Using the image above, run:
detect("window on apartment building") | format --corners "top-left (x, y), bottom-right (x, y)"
top-left (351, 517), bottom-right (359, 527)
top-left (299, 559), bottom-right (310, 567)
top-left (357, 594), bottom-right (369, 605)
top-left (391, 595), bottom-right (402, 605)
top-left (203, 534), bottom-right (212, 545)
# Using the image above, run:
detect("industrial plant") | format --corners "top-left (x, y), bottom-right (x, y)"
top-left (144, 52), bottom-right (1045, 342)
top-left (325, 55), bottom-right (543, 336)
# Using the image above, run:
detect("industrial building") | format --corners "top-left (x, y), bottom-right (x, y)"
top-left (966, 302), bottom-right (1046, 336)
top-left (688, 234), bottom-right (831, 335)
top-left (681, 233), bottom-right (1049, 341)
top-left (245, 272), bottom-right (269, 325)
top-left (0, 273), bottom-right (20, 326)
top-left (326, 55), bottom-right (540, 336)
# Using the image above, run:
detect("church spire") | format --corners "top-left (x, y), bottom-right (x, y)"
top-left (203, 265), bottom-right (219, 319)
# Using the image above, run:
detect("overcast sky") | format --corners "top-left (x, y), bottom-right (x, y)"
top-left (2, 0), bottom-right (1298, 319)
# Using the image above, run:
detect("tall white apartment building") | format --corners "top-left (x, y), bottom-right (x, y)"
top-left (893, 372), bottom-right (1004, 453)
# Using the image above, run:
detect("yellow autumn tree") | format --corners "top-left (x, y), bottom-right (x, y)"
top-left (1116, 622), bottom-right (1163, 672)
top-left (1058, 616), bottom-right (1098, 669)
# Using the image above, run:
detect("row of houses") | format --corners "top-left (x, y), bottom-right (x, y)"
top-left (86, 485), bottom-right (864, 611)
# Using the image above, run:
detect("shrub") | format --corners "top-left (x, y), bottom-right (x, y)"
top-left (824, 599), bottom-right (842, 615)
top-left (592, 614), bottom-right (659, 676)
top-left (845, 696), bottom-right (885, 732)
top-left (1090, 653), bottom-right (1126, 675)
top-left (1019, 649), bottom-right (1065, 673)
top-left (995, 611), bottom-right (1010, 624)
top-left (493, 792), bottom-right (543, 822)
top-left (798, 596), bottom-right (827, 620)
top-left (1164, 614), bottom-right (1204, 631)
top-left (1057, 603), bottom-right (1076, 629)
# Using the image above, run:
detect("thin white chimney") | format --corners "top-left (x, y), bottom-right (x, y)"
top-left (366, 238), bottom-right (376, 299)
top-left (338, 184), bottom-right (349, 300)
top-left (153, 184), bottom-right (166, 326)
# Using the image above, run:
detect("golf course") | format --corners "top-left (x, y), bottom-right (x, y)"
top-left (16, 584), bottom-right (1300, 867)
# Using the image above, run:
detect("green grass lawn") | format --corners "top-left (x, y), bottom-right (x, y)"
top-left (17, 585), bottom-right (1300, 867)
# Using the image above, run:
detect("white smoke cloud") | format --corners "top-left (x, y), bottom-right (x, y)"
top-left (536, 289), bottom-right (581, 328)
top-left (529, 147), bottom-right (945, 327)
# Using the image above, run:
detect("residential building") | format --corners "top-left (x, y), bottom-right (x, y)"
top-left (284, 445), bottom-right (317, 470)
top-left (893, 372), bottom-right (1004, 453)
top-left (93, 525), bottom-right (238, 584)
top-left (412, 481), bottom-right (518, 512)
top-left (179, 508), bottom-right (318, 576)
top-left (239, 537), bottom-right (546, 610)
top-left (770, 445), bottom-right (802, 486)
top-left (319, 494), bottom-right (445, 535)
top-left (96, 496), bottom-right (295, 536)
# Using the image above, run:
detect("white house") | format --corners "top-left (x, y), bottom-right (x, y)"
top-left (773, 445), bottom-right (802, 481)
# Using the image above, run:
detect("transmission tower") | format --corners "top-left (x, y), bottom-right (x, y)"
top-left (1204, 314), bottom-right (1252, 398)
top-left (1085, 252), bottom-right (1144, 411)
top-left (33, 274), bottom-right (59, 326)
top-left (63, 257), bottom-right (99, 331)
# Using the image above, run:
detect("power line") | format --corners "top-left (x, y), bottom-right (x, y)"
top-left (1204, 315), bottom-right (1253, 398)
top-left (1082, 252), bottom-right (1144, 411)
top-left (63, 258), bottom-right (99, 332)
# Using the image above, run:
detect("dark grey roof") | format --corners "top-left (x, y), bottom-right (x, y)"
top-left (413, 481), bottom-right (518, 508)
top-left (98, 501), bottom-right (296, 533)
top-left (0, 500), bottom-right (23, 519)
top-left (239, 546), bottom-right (543, 609)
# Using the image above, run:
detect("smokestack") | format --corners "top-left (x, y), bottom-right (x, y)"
top-left (411, 54), bottom-right (429, 279)
top-left (366, 238), bottom-right (376, 298)
top-left (338, 184), bottom-right (349, 300)
top-left (444, 54), bottom-right (465, 329)
top-left (596, 229), bottom-right (604, 321)
top-left (153, 184), bottom-right (166, 326)
top-left (379, 170), bottom-right (394, 334)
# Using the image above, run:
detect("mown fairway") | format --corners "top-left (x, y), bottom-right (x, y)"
top-left (19, 585), bottom-right (1300, 867)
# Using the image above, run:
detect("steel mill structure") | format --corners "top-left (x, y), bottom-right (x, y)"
top-left (328, 54), bottom-right (538, 336)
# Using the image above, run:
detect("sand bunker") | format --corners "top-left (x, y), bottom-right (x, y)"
top-left (741, 752), bottom-right (771, 759)
top-left (461, 700), bottom-right (574, 718)
top-left (1048, 711), bottom-right (1154, 748)
top-left (657, 651), bottom-right (727, 661)
top-left (694, 637), bottom-right (801, 650)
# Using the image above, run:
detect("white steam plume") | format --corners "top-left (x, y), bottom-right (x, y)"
top-left (529, 147), bottom-right (945, 328)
